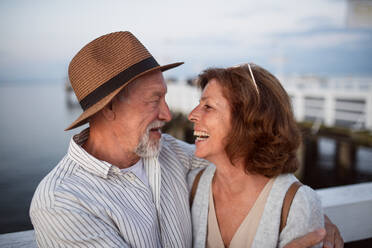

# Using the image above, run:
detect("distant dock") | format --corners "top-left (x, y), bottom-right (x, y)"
top-left (282, 75), bottom-right (372, 131)
top-left (165, 75), bottom-right (372, 131)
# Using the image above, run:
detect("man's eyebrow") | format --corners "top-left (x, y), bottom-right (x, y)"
top-left (145, 90), bottom-right (166, 99)
top-left (150, 91), bottom-right (163, 97)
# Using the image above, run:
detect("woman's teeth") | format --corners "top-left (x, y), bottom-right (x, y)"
top-left (194, 131), bottom-right (210, 141)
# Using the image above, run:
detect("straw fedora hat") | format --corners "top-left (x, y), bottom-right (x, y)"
top-left (65, 31), bottom-right (183, 130)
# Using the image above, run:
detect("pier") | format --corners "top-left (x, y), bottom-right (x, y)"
top-left (165, 76), bottom-right (372, 132)
top-left (283, 75), bottom-right (372, 131)
top-left (300, 122), bottom-right (372, 188)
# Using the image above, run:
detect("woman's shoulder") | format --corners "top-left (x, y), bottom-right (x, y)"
top-left (274, 173), bottom-right (298, 186)
top-left (275, 174), bottom-right (324, 248)
top-left (273, 174), bottom-right (321, 206)
top-left (195, 164), bottom-right (216, 189)
top-left (252, 174), bottom-right (323, 247)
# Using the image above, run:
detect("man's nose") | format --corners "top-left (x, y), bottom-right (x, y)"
top-left (159, 99), bottom-right (172, 122)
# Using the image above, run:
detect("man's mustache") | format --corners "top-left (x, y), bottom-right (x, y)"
top-left (146, 120), bottom-right (166, 134)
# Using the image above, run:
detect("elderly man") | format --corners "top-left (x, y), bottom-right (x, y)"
top-left (30, 31), bottom-right (342, 247)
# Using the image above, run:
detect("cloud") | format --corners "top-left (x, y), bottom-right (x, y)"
top-left (0, 0), bottom-right (370, 81)
top-left (280, 30), bottom-right (369, 49)
top-left (274, 25), bottom-right (372, 53)
top-left (298, 16), bottom-right (337, 29)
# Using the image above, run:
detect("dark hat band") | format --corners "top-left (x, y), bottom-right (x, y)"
top-left (79, 56), bottom-right (159, 110)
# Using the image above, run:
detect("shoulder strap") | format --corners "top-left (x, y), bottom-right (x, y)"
top-left (279, 181), bottom-right (303, 233)
top-left (190, 169), bottom-right (205, 207)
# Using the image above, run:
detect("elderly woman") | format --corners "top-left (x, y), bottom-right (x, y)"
top-left (188, 64), bottom-right (324, 248)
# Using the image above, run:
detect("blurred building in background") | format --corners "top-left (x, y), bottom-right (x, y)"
top-left (347, 0), bottom-right (372, 28)
top-left (283, 76), bottom-right (372, 131)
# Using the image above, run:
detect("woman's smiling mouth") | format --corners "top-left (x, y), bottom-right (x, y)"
top-left (194, 130), bottom-right (210, 142)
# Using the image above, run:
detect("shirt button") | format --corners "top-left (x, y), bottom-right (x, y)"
top-left (127, 173), bottom-right (135, 181)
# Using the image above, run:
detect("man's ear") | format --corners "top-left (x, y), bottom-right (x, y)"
top-left (102, 102), bottom-right (115, 121)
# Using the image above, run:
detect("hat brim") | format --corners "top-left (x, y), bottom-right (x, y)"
top-left (65, 61), bottom-right (183, 131)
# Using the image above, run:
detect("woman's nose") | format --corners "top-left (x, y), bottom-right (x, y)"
top-left (188, 106), bottom-right (199, 123)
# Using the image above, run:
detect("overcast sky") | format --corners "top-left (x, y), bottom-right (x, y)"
top-left (0, 0), bottom-right (371, 82)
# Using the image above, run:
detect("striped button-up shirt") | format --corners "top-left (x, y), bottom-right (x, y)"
top-left (30, 129), bottom-right (208, 247)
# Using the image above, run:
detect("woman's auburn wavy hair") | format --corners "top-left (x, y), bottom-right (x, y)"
top-left (197, 64), bottom-right (300, 177)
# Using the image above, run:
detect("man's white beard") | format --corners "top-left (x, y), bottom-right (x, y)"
top-left (135, 120), bottom-right (165, 158)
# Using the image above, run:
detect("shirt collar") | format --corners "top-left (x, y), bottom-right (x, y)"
top-left (121, 159), bottom-right (149, 186)
top-left (67, 128), bottom-right (112, 178)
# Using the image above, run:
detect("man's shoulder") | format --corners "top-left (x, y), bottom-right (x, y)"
top-left (159, 134), bottom-right (195, 170)
top-left (30, 155), bottom-right (80, 210)
top-left (161, 134), bottom-right (195, 156)
top-left (162, 133), bottom-right (194, 149)
top-left (160, 133), bottom-right (210, 171)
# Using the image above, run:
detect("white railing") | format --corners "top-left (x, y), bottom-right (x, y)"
top-left (165, 78), bottom-right (372, 131)
top-left (1, 182), bottom-right (372, 247)
top-left (317, 182), bottom-right (372, 243)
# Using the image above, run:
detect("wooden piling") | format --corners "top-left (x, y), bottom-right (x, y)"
top-left (334, 141), bottom-right (357, 184)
